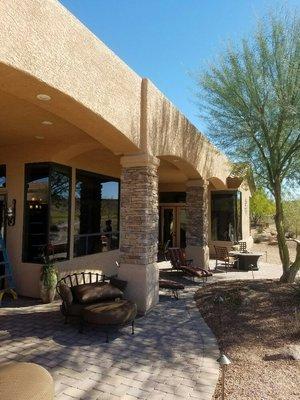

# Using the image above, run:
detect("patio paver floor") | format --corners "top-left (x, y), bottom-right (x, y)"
top-left (0, 278), bottom-right (219, 400)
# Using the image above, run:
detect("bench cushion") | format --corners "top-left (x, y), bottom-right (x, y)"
top-left (72, 282), bottom-right (123, 304)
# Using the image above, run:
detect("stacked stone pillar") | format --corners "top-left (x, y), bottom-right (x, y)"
top-left (186, 179), bottom-right (210, 269)
top-left (118, 154), bottom-right (160, 314)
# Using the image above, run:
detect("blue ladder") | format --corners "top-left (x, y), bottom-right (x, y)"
top-left (0, 234), bottom-right (17, 304)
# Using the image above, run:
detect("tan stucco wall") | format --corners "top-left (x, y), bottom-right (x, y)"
top-left (144, 80), bottom-right (231, 183)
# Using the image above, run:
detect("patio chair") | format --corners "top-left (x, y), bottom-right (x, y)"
top-left (167, 247), bottom-right (212, 282)
top-left (214, 245), bottom-right (239, 271)
top-left (239, 241), bottom-right (247, 252)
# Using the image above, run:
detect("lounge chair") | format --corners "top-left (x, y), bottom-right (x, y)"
top-left (167, 247), bottom-right (212, 281)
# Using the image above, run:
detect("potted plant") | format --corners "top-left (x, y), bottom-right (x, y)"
top-left (40, 244), bottom-right (58, 303)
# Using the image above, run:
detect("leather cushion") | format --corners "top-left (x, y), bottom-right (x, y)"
top-left (58, 283), bottom-right (73, 306)
top-left (72, 282), bottom-right (123, 304)
top-left (83, 300), bottom-right (137, 325)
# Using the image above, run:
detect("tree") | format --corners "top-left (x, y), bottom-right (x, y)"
top-left (250, 188), bottom-right (275, 226)
top-left (197, 11), bottom-right (300, 282)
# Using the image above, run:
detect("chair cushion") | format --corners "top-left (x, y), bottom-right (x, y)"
top-left (72, 282), bottom-right (123, 304)
top-left (83, 300), bottom-right (137, 325)
top-left (58, 283), bottom-right (73, 306)
top-left (0, 362), bottom-right (54, 400)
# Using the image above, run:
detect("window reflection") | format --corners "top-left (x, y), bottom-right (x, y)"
top-left (74, 170), bottom-right (119, 257)
top-left (49, 166), bottom-right (71, 260)
top-left (0, 165), bottom-right (6, 188)
top-left (23, 163), bottom-right (71, 263)
top-left (211, 191), bottom-right (242, 242)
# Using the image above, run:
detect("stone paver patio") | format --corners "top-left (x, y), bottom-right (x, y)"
top-left (0, 277), bottom-right (219, 400)
top-left (0, 260), bottom-right (286, 400)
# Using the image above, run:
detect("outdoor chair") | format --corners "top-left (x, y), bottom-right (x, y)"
top-left (214, 245), bottom-right (239, 271)
top-left (56, 271), bottom-right (136, 342)
top-left (239, 241), bottom-right (247, 252)
top-left (167, 247), bottom-right (212, 282)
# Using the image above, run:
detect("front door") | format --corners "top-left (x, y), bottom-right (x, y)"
top-left (160, 205), bottom-right (186, 248)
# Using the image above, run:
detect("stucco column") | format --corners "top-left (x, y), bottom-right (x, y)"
top-left (186, 179), bottom-right (210, 269)
top-left (118, 154), bottom-right (160, 314)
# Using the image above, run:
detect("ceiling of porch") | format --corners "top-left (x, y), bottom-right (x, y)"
top-left (0, 89), bottom-right (102, 147)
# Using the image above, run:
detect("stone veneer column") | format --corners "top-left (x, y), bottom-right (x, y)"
top-left (118, 154), bottom-right (160, 314)
top-left (186, 179), bottom-right (210, 269)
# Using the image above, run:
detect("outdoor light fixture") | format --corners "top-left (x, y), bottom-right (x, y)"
top-left (217, 354), bottom-right (231, 400)
top-left (6, 199), bottom-right (16, 227)
top-left (36, 94), bottom-right (51, 101)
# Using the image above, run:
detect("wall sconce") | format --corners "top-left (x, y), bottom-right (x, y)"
top-left (7, 199), bottom-right (16, 227)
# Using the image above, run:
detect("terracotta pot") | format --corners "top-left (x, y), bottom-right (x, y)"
top-left (40, 281), bottom-right (57, 303)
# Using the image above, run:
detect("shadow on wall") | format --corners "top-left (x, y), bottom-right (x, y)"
top-left (143, 81), bottom-right (230, 181)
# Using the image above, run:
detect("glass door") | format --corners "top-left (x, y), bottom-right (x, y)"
top-left (160, 205), bottom-right (187, 248)
top-left (161, 207), bottom-right (176, 247)
top-left (178, 207), bottom-right (187, 248)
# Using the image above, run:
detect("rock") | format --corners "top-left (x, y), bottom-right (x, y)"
top-left (284, 345), bottom-right (300, 361)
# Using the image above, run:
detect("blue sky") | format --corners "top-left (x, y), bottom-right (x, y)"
top-left (59, 0), bottom-right (299, 135)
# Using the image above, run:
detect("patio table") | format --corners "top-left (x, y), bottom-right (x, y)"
top-left (229, 251), bottom-right (263, 271)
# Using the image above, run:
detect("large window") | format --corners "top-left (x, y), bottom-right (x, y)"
top-left (23, 163), bottom-right (71, 263)
top-left (74, 170), bottom-right (119, 257)
top-left (211, 191), bottom-right (242, 242)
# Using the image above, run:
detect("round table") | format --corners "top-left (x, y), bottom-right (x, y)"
top-left (229, 251), bottom-right (263, 271)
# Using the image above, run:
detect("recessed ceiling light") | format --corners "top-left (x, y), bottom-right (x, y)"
top-left (36, 94), bottom-right (51, 101)
top-left (35, 135), bottom-right (45, 140)
top-left (41, 120), bottom-right (53, 125)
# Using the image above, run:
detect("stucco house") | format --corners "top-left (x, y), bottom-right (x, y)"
top-left (0, 0), bottom-right (252, 313)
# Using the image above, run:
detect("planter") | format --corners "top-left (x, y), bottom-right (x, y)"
top-left (40, 280), bottom-right (57, 303)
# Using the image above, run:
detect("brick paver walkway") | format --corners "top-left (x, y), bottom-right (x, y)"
top-left (0, 279), bottom-right (219, 400)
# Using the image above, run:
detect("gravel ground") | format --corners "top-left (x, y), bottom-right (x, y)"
top-left (195, 280), bottom-right (300, 400)
top-left (252, 240), bottom-right (297, 266)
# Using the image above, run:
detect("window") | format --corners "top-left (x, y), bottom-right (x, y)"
top-left (74, 170), bottom-right (119, 257)
top-left (0, 165), bottom-right (6, 188)
top-left (23, 163), bottom-right (71, 263)
top-left (211, 191), bottom-right (242, 242)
